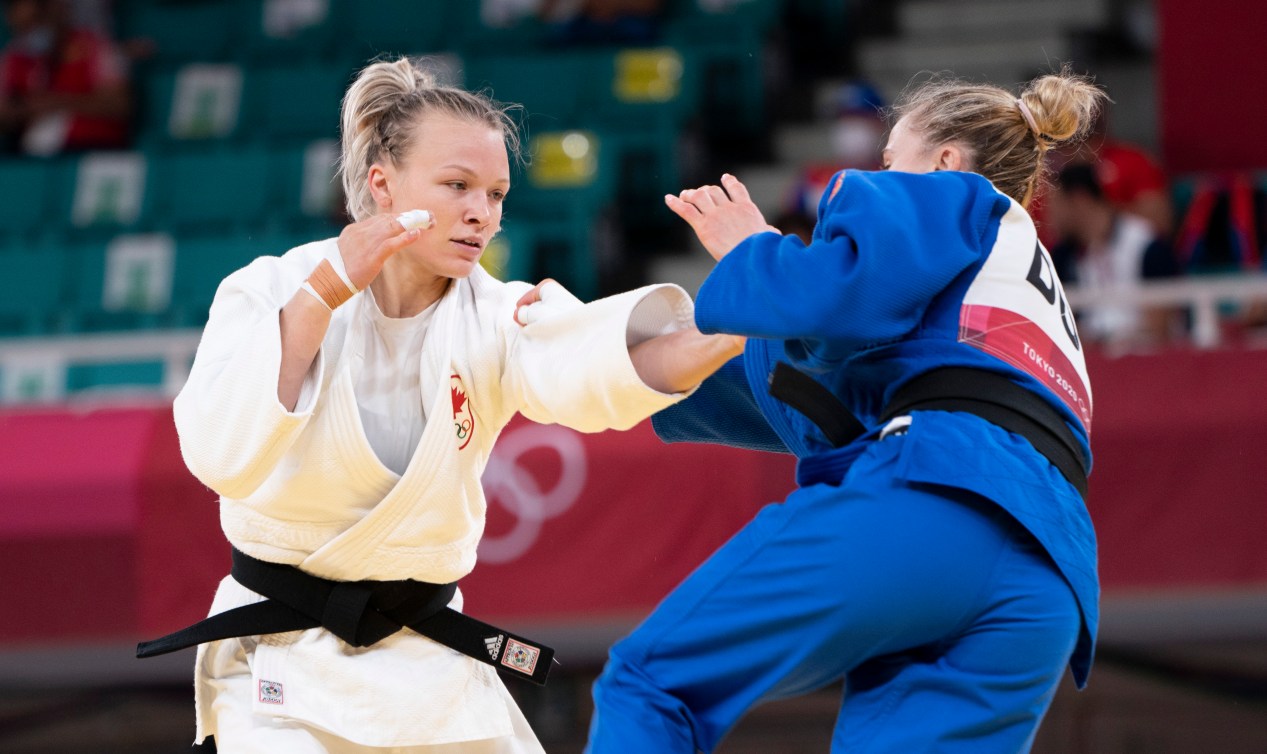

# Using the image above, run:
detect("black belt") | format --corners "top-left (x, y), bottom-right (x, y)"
top-left (769, 364), bottom-right (1090, 498)
top-left (136, 548), bottom-right (555, 685)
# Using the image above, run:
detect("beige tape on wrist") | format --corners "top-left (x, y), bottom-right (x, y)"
top-left (306, 258), bottom-right (356, 310)
top-left (300, 281), bottom-right (333, 311)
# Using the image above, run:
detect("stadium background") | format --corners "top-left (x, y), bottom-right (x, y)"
top-left (2, 0), bottom-right (1267, 751)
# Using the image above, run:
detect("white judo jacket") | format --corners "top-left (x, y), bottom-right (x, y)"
top-left (173, 239), bottom-right (696, 747)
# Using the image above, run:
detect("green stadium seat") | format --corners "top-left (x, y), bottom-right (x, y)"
top-left (598, 47), bottom-right (699, 124)
top-left (171, 233), bottom-right (286, 325)
top-left (63, 234), bottom-right (174, 332)
top-left (464, 51), bottom-right (604, 134)
top-left (448, 2), bottom-right (547, 54)
top-left (602, 126), bottom-right (683, 230)
top-left (143, 63), bottom-right (245, 144)
top-left (117, 0), bottom-right (244, 63)
top-left (331, 0), bottom-right (453, 58)
top-left (0, 244), bottom-right (66, 335)
top-left (149, 145), bottom-right (273, 232)
top-left (240, 0), bottom-right (339, 61)
top-left (68, 151), bottom-right (151, 234)
top-left (528, 130), bottom-right (603, 188)
top-left (243, 62), bottom-right (352, 141)
top-left (588, 48), bottom-right (700, 224)
top-left (665, 17), bottom-right (768, 138)
top-left (271, 138), bottom-right (343, 235)
top-left (0, 157), bottom-right (68, 241)
top-left (506, 129), bottom-right (620, 299)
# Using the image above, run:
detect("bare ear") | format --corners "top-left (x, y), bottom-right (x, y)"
top-left (367, 163), bottom-right (393, 210)
top-left (933, 143), bottom-right (965, 172)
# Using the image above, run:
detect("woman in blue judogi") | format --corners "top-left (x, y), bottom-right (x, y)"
top-left (586, 71), bottom-right (1107, 753)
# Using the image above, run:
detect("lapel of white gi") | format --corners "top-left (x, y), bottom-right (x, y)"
top-left (300, 278), bottom-right (464, 577)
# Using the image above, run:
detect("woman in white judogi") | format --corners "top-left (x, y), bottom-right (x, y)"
top-left (171, 57), bottom-right (744, 752)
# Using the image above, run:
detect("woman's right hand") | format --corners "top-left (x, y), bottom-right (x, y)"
top-left (335, 214), bottom-right (424, 290)
top-left (665, 174), bottom-right (778, 262)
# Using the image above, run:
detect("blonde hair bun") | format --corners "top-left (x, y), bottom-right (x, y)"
top-left (1018, 70), bottom-right (1108, 144)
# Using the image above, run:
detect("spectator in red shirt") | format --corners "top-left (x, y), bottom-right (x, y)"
top-left (1033, 107), bottom-right (1173, 246)
top-left (1066, 108), bottom-right (1173, 237)
top-left (1087, 139), bottom-right (1172, 238)
top-left (0, 0), bottom-right (131, 155)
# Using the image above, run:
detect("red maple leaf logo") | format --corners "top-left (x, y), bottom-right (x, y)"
top-left (451, 384), bottom-right (468, 417)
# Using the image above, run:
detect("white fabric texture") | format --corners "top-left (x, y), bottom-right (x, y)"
top-left (353, 288), bottom-right (438, 476)
top-left (172, 237), bottom-right (696, 748)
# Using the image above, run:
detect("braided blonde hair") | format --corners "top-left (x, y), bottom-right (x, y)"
top-left (338, 57), bottom-right (522, 221)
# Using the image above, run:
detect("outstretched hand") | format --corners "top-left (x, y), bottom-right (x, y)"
top-left (665, 174), bottom-right (778, 261)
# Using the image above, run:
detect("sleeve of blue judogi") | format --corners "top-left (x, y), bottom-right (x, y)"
top-left (693, 171), bottom-right (1007, 356)
top-left (652, 354), bottom-right (789, 453)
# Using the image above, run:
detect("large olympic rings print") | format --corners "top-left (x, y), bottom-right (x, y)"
top-left (478, 423), bottom-right (588, 564)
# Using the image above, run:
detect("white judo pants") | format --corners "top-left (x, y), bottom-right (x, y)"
top-left (203, 641), bottom-right (546, 754)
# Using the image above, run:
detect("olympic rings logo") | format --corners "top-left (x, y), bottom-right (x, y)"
top-left (451, 374), bottom-right (474, 451)
top-left (478, 423), bottom-right (588, 564)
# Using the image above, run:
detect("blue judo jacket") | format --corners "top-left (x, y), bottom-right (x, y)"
top-left (654, 169), bottom-right (1099, 687)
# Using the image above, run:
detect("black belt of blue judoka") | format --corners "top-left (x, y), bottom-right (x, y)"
top-left (135, 547), bottom-right (555, 685)
top-left (768, 364), bottom-right (1089, 498)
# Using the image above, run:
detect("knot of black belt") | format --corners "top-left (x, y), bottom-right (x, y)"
top-left (226, 548), bottom-right (459, 648)
top-left (137, 548), bottom-right (555, 685)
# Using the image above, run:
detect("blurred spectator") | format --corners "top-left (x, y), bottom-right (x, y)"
top-left (785, 79), bottom-right (886, 217)
top-left (1068, 107), bottom-right (1174, 237)
top-left (64, 0), bottom-right (112, 34)
top-left (1048, 163), bottom-right (1182, 349)
top-left (0, 0), bottom-right (131, 156)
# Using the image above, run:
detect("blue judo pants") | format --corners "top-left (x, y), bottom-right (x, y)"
top-left (586, 433), bottom-right (1081, 753)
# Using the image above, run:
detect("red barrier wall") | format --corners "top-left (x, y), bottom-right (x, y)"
top-left (1159, 0), bottom-right (1267, 173)
top-left (3, 347), bottom-right (1266, 645)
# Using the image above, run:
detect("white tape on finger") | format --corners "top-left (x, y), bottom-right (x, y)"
top-left (397, 209), bottom-right (435, 231)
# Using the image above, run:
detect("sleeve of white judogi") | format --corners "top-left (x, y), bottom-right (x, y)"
top-left (173, 251), bottom-right (327, 500)
top-left (504, 283), bottom-right (698, 432)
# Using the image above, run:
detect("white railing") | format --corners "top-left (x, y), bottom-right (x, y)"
top-left (1, 275), bottom-right (1267, 406)
top-left (0, 329), bottom-right (201, 404)
top-left (1065, 274), bottom-right (1267, 349)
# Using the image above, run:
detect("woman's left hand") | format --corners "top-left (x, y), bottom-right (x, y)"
top-left (665, 174), bottom-right (778, 261)
top-left (514, 278), bottom-right (583, 326)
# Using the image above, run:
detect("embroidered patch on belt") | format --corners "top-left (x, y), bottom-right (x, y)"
top-left (501, 639), bottom-right (540, 675)
top-left (485, 634), bottom-right (504, 660)
top-left (258, 679), bottom-right (284, 705)
top-left (451, 373), bottom-right (475, 450)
